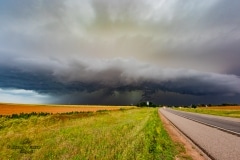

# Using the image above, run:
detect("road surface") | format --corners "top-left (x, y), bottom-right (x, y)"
top-left (166, 109), bottom-right (240, 135)
top-left (160, 108), bottom-right (240, 160)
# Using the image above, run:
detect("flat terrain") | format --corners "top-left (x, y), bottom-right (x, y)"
top-left (0, 108), bottom-right (178, 160)
top-left (161, 108), bottom-right (240, 160)
top-left (168, 108), bottom-right (240, 135)
top-left (0, 103), bottom-right (131, 115)
top-left (203, 106), bottom-right (240, 110)
top-left (176, 106), bottom-right (240, 118)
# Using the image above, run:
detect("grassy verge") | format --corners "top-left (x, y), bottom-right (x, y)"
top-left (175, 108), bottom-right (240, 118)
top-left (0, 108), bottom-right (177, 160)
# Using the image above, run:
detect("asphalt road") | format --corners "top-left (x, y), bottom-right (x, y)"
top-left (165, 109), bottom-right (240, 135)
top-left (160, 108), bottom-right (240, 160)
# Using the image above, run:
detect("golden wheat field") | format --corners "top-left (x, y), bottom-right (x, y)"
top-left (0, 103), bottom-right (128, 115)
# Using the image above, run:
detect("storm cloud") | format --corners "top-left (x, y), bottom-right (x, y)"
top-left (0, 0), bottom-right (240, 105)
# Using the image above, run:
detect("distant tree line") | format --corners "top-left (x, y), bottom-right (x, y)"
top-left (220, 103), bottom-right (239, 106)
top-left (173, 103), bottom-right (240, 109)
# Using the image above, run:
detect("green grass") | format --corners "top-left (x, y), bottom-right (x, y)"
top-left (0, 108), bottom-right (177, 160)
top-left (175, 108), bottom-right (240, 118)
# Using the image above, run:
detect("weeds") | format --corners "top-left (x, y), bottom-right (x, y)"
top-left (4, 112), bottom-right (51, 119)
top-left (0, 108), bottom-right (177, 160)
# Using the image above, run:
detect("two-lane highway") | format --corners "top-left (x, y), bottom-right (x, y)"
top-left (160, 108), bottom-right (240, 160)
top-left (166, 109), bottom-right (240, 136)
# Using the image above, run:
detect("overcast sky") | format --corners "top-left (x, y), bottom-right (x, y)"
top-left (0, 0), bottom-right (240, 105)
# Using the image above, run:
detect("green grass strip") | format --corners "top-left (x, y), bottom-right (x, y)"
top-left (175, 108), bottom-right (240, 118)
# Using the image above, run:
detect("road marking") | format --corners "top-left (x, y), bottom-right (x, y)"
top-left (167, 109), bottom-right (240, 137)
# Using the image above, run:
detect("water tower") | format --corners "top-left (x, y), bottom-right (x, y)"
top-left (146, 101), bottom-right (149, 106)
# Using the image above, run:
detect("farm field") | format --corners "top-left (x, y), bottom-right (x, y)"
top-left (0, 103), bottom-right (132, 115)
top-left (0, 108), bottom-right (180, 160)
top-left (176, 106), bottom-right (240, 118)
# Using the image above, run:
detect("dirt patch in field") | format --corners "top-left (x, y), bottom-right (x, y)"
top-left (159, 111), bottom-right (206, 160)
top-left (0, 103), bottom-right (124, 115)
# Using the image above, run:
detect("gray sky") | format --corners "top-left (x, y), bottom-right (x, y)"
top-left (0, 0), bottom-right (240, 105)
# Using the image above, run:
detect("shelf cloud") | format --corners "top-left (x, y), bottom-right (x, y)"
top-left (1, 0), bottom-right (240, 105)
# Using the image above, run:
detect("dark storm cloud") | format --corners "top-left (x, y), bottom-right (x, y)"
top-left (1, 0), bottom-right (240, 104)
top-left (1, 58), bottom-right (240, 104)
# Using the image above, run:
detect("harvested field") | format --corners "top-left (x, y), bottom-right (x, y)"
top-left (0, 103), bottom-right (131, 115)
